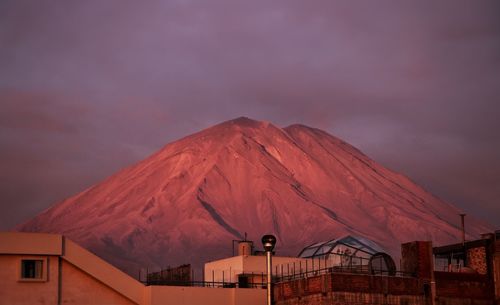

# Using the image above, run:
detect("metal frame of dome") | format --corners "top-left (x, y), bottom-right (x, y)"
top-left (368, 252), bottom-right (397, 276)
top-left (297, 235), bottom-right (397, 275)
top-left (298, 235), bottom-right (386, 259)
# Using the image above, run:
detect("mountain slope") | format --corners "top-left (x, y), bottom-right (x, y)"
top-left (17, 117), bottom-right (492, 274)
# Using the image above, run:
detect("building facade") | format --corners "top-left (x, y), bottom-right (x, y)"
top-left (273, 233), bottom-right (500, 305)
top-left (2, 231), bottom-right (499, 305)
top-left (0, 232), bottom-right (264, 305)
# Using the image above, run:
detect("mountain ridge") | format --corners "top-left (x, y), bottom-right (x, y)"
top-left (16, 117), bottom-right (492, 275)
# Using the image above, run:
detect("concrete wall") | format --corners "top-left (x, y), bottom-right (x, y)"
top-left (0, 254), bottom-right (140, 305)
top-left (1, 232), bottom-right (266, 305)
top-left (244, 256), bottom-right (308, 276)
top-left (204, 254), bottom-right (308, 283)
top-left (0, 232), bottom-right (62, 255)
top-left (63, 239), bottom-right (143, 304)
top-left (0, 253), bottom-right (266, 305)
top-left (144, 286), bottom-right (266, 305)
top-left (0, 255), bottom-right (59, 305)
top-left (205, 256), bottom-right (244, 283)
top-left (61, 260), bottom-right (137, 305)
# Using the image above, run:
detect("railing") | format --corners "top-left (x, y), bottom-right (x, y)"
top-left (143, 267), bottom-right (268, 288)
top-left (143, 253), bottom-right (415, 288)
top-left (274, 265), bottom-right (414, 283)
top-left (144, 279), bottom-right (266, 288)
top-left (273, 253), bottom-right (414, 283)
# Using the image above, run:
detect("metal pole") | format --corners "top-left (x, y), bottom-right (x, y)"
top-left (261, 234), bottom-right (276, 305)
top-left (266, 250), bottom-right (272, 305)
top-left (460, 213), bottom-right (466, 245)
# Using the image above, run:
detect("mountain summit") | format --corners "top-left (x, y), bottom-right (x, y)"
top-left (17, 117), bottom-right (491, 274)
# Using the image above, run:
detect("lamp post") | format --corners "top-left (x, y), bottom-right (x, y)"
top-left (261, 234), bottom-right (276, 305)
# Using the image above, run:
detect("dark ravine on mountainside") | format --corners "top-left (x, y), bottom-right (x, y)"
top-left (17, 117), bottom-right (492, 276)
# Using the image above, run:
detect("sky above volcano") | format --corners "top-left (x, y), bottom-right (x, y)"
top-left (1, 0), bottom-right (499, 230)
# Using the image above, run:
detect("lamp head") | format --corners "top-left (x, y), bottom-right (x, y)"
top-left (261, 234), bottom-right (277, 252)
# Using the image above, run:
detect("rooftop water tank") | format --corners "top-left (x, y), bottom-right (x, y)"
top-left (238, 241), bottom-right (253, 256)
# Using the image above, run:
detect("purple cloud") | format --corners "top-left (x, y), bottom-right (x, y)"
top-left (1, 0), bottom-right (499, 229)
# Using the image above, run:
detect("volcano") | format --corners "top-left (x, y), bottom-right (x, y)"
top-left (17, 117), bottom-right (491, 275)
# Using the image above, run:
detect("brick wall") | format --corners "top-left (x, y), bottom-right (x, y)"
top-left (466, 246), bottom-right (487, 274)
top-left (434, 271), bottom-right (493, 300)
top-left (274, 273), bottom-right (424, 305)
top-left (275, 291), bottom-right (425, 305)
top-left (274, 239), bottom-right (500, 305)
top-left (494, 253), bottom-right (500, 304)
top-left (401, 241), bottom-right (433, 280)
top-left (275, 271), bottom-right (497, 305)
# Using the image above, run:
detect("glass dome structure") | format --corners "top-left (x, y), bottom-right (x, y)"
top-left (298, 235), bottom-right (396, 275)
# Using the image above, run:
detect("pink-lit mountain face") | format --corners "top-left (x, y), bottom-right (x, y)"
top-left (17, 117), bottom-right (491, 275)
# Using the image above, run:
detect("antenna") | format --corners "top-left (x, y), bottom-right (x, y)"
top-left (460, 213), bottom-right (466, 245)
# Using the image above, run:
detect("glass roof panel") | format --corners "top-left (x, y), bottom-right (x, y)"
top-left (332, 244), bottom-right (358, 255)
top-left (314, 245), bottom-right (333, 256)
top-left (299, 239), bottom-right (337, 257)
top-left (323, 240), bottom-right (337, 247)
top-left (308, 241), bottom-right (326, 248)
top-left (299, 246), bottom-right (321, 258)
top-left (338, 236), bottom-right (363, 248)
top-left (352, 236), bottom-right (385, 253)
top-left (314, 239), bottom-right (337, 256)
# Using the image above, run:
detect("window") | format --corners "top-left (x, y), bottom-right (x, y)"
top-left (21, 259), bottom-right (44, 279)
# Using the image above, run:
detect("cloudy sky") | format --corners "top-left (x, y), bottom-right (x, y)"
top-left (1, 1), bottom-right (499, 230)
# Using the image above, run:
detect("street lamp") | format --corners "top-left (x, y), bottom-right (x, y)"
top-left (261, 234), bottom-right (276, 305)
